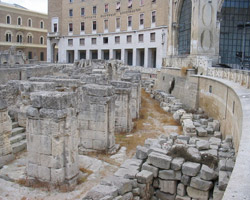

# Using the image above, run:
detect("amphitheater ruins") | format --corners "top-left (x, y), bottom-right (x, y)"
top-left (0, 58), bottom-right (249, 200)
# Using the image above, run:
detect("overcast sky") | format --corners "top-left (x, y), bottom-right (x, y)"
top-left (2, 0), bottom-right (48, 14)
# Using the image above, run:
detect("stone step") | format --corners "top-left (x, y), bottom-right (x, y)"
top-left (11, 127), bottom-right (25, 137)
top-left (10, 133), bottom-right (26, 144)
top-left (12, 122), bottom-right (19, 129)
top-left (12, 140), bottom-right (27, 154)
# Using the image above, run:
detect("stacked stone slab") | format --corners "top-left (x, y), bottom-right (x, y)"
top-left (26, 91), bottom-right (79, 186)
top-left (0, 97), bottom-right (14, 167)
top-left (78, 84), bottom-right (116, 154)
top-left (111, 81), bottom-right (133, 133)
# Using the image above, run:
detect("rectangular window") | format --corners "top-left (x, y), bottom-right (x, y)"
top-left (128, 16), bottom-right (132, 27)
top-left (104, 19), bottom-right (108, 30)
top-left (68, 39), bottom-right (73, 46)
top-left (93, 21), bottom-right (97, 31)
top-left (40, 52), bottom-right (44, 61)
top-left (69, 23), bottom-right (73, 32)
top-left (93, 6), bottom-right (97, 14)
top-left (69, 9), bottom-right (73, 17)
top-left (152, 11), bottom-right (156, 23)
top-left (115, 36), bottom-right (120, 44)
top-left (127, 35), bottom-right (132, 43)
top-left (116, 2), bottom-right (121, 11)
top-left (140, 14), bottom-right (144, 25)
top-left (81, 7), bottom-right (85, 16)
top-left (28, 52), bottom-right (32, 59)
top-left (80, 38), bottom-right (85, 45)
top-left (53, 23), bottom-right (57, 32)
top-left (81, 22), bottom-right (85, 31)
top-left (140, 0), bottom-right (144, 6)
top-left (105, 4), bottom-right (109, 13)
top-left (103, 37), bottom-right (108, 44)
top-left (128, 0), bottom-right (132, 8)
top-left (150, 32), bottom-right (156, 42)
top-left (92, 38), bottom-right (97, 44)
top-left (138, 34), bottom-right (144, 42)
top-left (116, 18), bottom-right (120, 29)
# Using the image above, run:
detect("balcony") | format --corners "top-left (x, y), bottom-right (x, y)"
top-left (47, 32), bottom-right (60, 38)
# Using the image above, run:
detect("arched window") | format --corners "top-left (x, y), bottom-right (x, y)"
top-left (40, 20), bottom-right (44, 29)
top-left (17, 34), bottom-right (23, 43)
top-left (28, 18), bottom-right (32, 27)
top-left (5, 32), bottom-right (12, 42)
top-left (178, 0), bottom-right (192, 55)
top-left (219, 0), bottom-right (250, 68)
top-left (6, 15), bottom-right (11, 24)
top-left (17, 17), bottom-right (22, 25)
top-left (40, 36), bottom-right (44, 44)
top-left (27, 34), bottom-right (33, 43)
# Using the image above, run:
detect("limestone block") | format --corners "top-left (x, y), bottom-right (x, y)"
top-left (182, 162), bottom-right (201, 177)
top-left (209, 137), bottom-right (221, 146)
top-left (183, 119), bottom-right (196, 136)
top-left (121, 192), bottom-right (133, 200)
top-left (190, 176), bottom-right (213, 191)
top-left (181, 175), bottom-right (191, 186)
top-left (206, 127), bottom-right (214, 135)
top-left (141, 163), bottom-right (158, 177)
top-left (26, 163), bottom-right (38, 177)
top-left (114, 168), bottom-right (139, 179)
top-left (147, 152), bottom-right (172, 169)
top-left (40, 135), bottom-right (52, 155)
top-left (180, 113), bottom-right (193, 123)
top-left (171, 157), bottom-right (185, 170)
top-left (173, 109), bottom-right (186, 122)
top-left (200, 165), bottom-right (217, 181)
top-left (214, 131), bottom-right (222, 139)
top-left (218, 171), bottom-right (231, 191)
top-left (186, 186), bottom-right (209, 200)
top-left (196, 127), bottom-right (208, 137)
top-left (200, 119), bottom-right (208, 126)
top-left (38, 165), bottom-right (51, 182)
top-left (159, 180), bottom-right (177, 194)
top-left (187, 147), bottom-right (202, 162)
top-left (136, 146), bottom-right (149, 160)
top-left (132, 188), bottom-right (140, 196)
top-left (177, 183), bottom-right (186, 196)
top-left (158, 170), bottom-right (181, 180)
top-left (83, 185), bottom-right (118, 200)
top-left (177, 135), bottom-right (190, 143)
top-left (213, 120), bottom-right (220, 131)
top-left (136, 170), bottom-right (153, 184)
top-left (196, 140), bottom-right (210, 150)
top-left (213, 183), bottom-right (224, 200)
top-left (175, 195), bottom-right (191, 200)
top-left (170, 132), bottom-right (179, 140)
top-left (155, 190), bottom-right (176, 200)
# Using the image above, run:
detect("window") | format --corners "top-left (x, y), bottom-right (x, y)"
top-left (104, 19), bottom-right (108, 30)
top-left (150, 32), bottom-right (156, 42)
top-left (128, 0), bottom-right (132, 8)
top-left (138, 34), bottom-right (144, 42)
top-left (69, 0), bottom-right (73, 3)
top-left (40, 52), bottom-right (44, 61)
top-left (28, 19), bottom-right (32, 27)
top-left (69, 9), bottom-right (73, 17)
top-left (28, 52), bottom-right (32, 59)
top-left (152, 11), bottom-right (156, 23)
top-left (81, 7), bottom-right (85, 16)
top-left (116, 18), bottom-right (120, 29)
top-left (115, 36), bottom-right (120, 44)
top-left (17, 17), bottom-right (22, 25)
top-left (40, 21), bottom-right (44, 29)
top-left (140, 0), bottom-right (144, 6)
top-left (93, 6), bottom-right (97, 14)
top-left (116, 2), bottom-right (121, 11)
top-left (68, 39), bottom-right (73, 46)
top-left (127, 35), bottom-right (132, 43)
top-left (53, 23), bottom-right (58, 32)
top-left (105, 4), bottom-right (109, 13)
top-left (93, 21), bottom-right (97, 31)
top-left (140, 14), bottom-right (144, 25)
top-left (92, 38), bottom-right (97, 44)
top-left (152, 0), bottom-right (156, 3)
top-left (103, 37), bottom-right (108, 44)
top-left (128, 16), bottom-right (132, 27)
top-left (27, 35), bottom-right (33, 43)
top-left (17, 34), bottom-right (23, 43)
top-left (40, 36), bottom-right (44, 44)
top-left (69, 23), bottom-right (73, 32)
top-left (6, 15), bottom-right (11, 24)
top-left (6, 33), bottom-right (11, 42)
top-left (81, 22), bottom-right (85, 31)
top-left (80, 38), bottom-right (85, 45)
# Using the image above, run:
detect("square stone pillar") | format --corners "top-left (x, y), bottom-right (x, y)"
top-left (26, 91), bottom-right (79, 187)
top-left (78, 84), bottom-right (116, 154)
top-left (111, 81), bottom-right (133, 133)
top-left (0, 98), bottom-right (14, 167)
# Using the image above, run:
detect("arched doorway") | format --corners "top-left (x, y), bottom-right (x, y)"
top-left (178, 0), bottom-right (192, 55)
top-left (219, 0), bottom-right (250, 69)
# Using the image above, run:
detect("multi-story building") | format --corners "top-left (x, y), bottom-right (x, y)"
top-left (47, 0), bottom-right (168, 68)
top-left (0, 2), bottom-right (48, 62)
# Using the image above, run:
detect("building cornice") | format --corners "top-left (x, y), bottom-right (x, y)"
top-left (0, 42), bottom-right (47, 49)
top-left (0, 23), bottom-right (48, 33)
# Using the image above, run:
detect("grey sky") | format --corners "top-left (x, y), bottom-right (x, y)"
top-left (2, 0), bottom-right (48, 14)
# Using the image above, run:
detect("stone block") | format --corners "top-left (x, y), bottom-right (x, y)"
top-left (147, 152), bottom-right (172, 169)
top-left (38, 165), bottom-right (51, 182)
top-left (171, 157), bottom-right (185, 170)
top-left (196, 140), bottom-right (210, 150)
top-left (136, 146), bottom-right (149, 160)
top-left (213, 120), bottom-right (220, 131)
top-left (181, 175), bottom-right (191, 186)
top-left (214, 131), bottom-right (222, 139)
top-left (141, 163), bottom-right (158, 177)
top-left (155, 190), bottom-right (176, 200)
top-left (200, 119), bottom-right (208, 126)
top-left (196, 127), bottom-right (208, 137)
top-left (26, 163), bottom-right (38, 177)
top-left (51, 168), bottom-right (65, 183)
top-left (121, 192), bottom-right (133, 200)
top-left (83, 185), bottom-right (118, 200)
top-left (213, 183), bottom-right (224, 200)
top-left (200, 165), bottom-right (217, 181)
top-left (159, 180), bottom-right (177, 194)
top-left (182, 162), bottom-right (201, 177)
top-left (218, 170), bottom-right (231, 191)
top-left (177, 183), bottom-right (186, 196)
top-left (132, 188), bottom-right (140, 196)
top-left (190, 176), bottom-right (213, 191)
top-left (136, 170), bottom-right (153, 184)
top-left (40, 135), bottom-right (52, 155)
top-left (158, 170), bottom-right (181, 180)
top-left (114, 168), bottom-right (139, 179)
top-left (186, 186), bottom-right (209, 200)
top-left (209, 137), bottom-right (221, 146)
top-left (175, 195), bottom-right (191, 200)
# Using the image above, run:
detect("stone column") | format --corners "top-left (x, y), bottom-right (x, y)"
top-left (26, 91), bottom-right (79, 187)
top-left (111, 81), bottom-right (133, 133)
top-left (78, 84), bottom-right (116, 154)
top-left (0, 98), bottom-right (14, 168)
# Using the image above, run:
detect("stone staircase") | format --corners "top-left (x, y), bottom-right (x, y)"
top-left (10, 121), bottom-right (27, 154)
